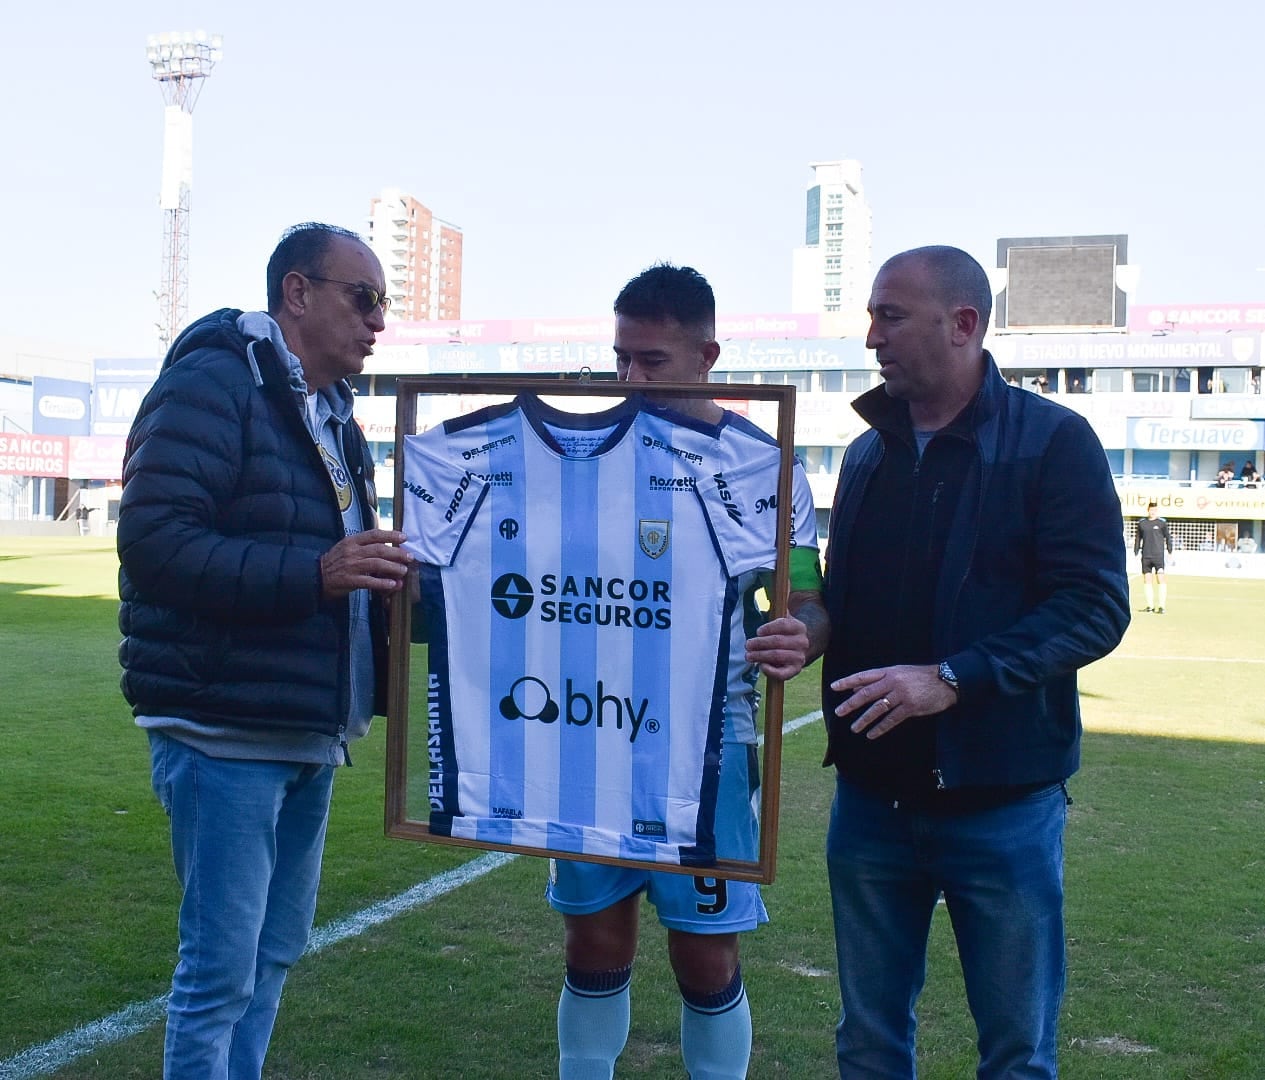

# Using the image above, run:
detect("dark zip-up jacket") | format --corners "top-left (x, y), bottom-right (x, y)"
top-left (117, 308), bottom-right (388, 737)
top-left (821, 359), bottom-right (1130, 791)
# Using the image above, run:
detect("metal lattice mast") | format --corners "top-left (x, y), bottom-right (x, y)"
top-left (146, 30), bottom-right (222, 349)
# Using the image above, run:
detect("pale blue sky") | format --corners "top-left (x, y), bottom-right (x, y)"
top-left (1, 0), bottom-right (1259, 356)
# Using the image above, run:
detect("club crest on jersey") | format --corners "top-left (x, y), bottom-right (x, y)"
top-left (639, 519), bottom-right (669, 559)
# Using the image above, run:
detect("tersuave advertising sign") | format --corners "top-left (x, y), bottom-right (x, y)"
top-left (1127, 418), bottom-right (1264, 451)
top-left (32, 377), bottom-right (91, 436)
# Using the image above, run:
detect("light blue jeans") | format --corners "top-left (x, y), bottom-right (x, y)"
top-left (149, 732), bottom-right (335, 1080)
top-left (827, 777), bottom-right (1067, 1079)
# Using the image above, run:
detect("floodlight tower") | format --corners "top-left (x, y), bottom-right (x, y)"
top-left (146, 30), bottom-right (222, 349)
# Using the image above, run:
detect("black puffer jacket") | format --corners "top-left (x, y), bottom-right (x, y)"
top-left (117, 308), bottom-right (387, 736)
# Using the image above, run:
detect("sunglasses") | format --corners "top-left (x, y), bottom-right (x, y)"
top-left (306, 275), bottom-right (392, 315)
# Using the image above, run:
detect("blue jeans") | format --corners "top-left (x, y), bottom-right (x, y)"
top-left (826, 777), bottom-right (1067, 1079)
top-left (149, 732), bottom-right (335, 1080)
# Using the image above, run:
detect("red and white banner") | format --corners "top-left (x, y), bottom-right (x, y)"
top-left (68, 436), bottom-right (127, 480)
top-left (376, 313), bottom-right (822, 347)
top-left (0, 434), bottom-right (68, 477)
top-left (1129, 303), bottom-right (1265, 333)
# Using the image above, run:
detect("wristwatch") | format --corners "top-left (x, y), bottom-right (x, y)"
top-left (937, 660), bottom-right (960, 696)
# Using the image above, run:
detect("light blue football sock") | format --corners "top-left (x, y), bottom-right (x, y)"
top-left (558, 964), bottom-right (632, 1080)
top-left (679, 965), bottom-right (752, 1080)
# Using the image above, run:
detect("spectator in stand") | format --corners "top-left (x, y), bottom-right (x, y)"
top-left (1216, 464), bottom-right (1236, 488)
top-left (1242, 460), bottom-right (1260, 488)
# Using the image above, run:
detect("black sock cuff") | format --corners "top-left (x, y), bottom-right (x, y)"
top-left (565, 964), bottom-right (633, 997)
top-left (679, 964), bottom-right (745, 1013)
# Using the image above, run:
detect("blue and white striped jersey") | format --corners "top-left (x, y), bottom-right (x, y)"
top-left (401, 393), bottom-right (816, 866)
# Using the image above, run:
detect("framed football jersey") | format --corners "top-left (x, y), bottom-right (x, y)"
top-left (385, 377), bottom-right (812, 884)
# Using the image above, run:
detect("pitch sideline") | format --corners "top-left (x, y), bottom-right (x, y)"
top-left (0, 712), bottom-right (824, 1080)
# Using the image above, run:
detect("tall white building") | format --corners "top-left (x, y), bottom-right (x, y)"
top-left (791, 160), bottom-right (871, 328)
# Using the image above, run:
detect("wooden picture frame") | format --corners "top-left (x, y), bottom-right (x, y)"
top-left (385, 376), bottom-right (799, 884)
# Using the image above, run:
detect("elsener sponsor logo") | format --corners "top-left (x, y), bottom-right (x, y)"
top-left (461, 434), bottom-right (517, 461)
top-left (641, 434), bottom-right (703, 466)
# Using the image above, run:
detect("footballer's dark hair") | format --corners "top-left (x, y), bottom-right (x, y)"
top-left (266, 222), bottom-right (363, 314)
top-left (887, 245), bottom-right (993, 334)
top-left (613, 263), bottom-right (716, 339)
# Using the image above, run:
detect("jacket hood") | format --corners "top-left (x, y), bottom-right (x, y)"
top-left (162, 308), bottom-right (247, 372)
top-left (236, 310), bottom-right (308, 394)
top-left (231, 310), bottom-right (356, 419)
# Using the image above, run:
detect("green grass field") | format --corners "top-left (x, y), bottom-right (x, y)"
top-left (2, 538), bottom-right (1263, 1078)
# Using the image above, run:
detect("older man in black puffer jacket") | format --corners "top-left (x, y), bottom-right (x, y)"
top-left (118, 222), bottom-right (412, 1080)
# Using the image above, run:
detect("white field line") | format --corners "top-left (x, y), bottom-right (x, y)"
top-left (1110, 654), bottom-right (1265, 664)
top-left (0, 711), bottom-right (824, 1079)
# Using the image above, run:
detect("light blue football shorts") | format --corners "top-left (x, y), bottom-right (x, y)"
top-left (546, 741), bottom-right (769, 933)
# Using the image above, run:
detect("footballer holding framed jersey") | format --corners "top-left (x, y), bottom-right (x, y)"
top-left (385, 377), bottom-right (812, 884)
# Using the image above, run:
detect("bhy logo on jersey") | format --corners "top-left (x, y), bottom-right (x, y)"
top-left (499, 674), bottom-right (660, 743)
